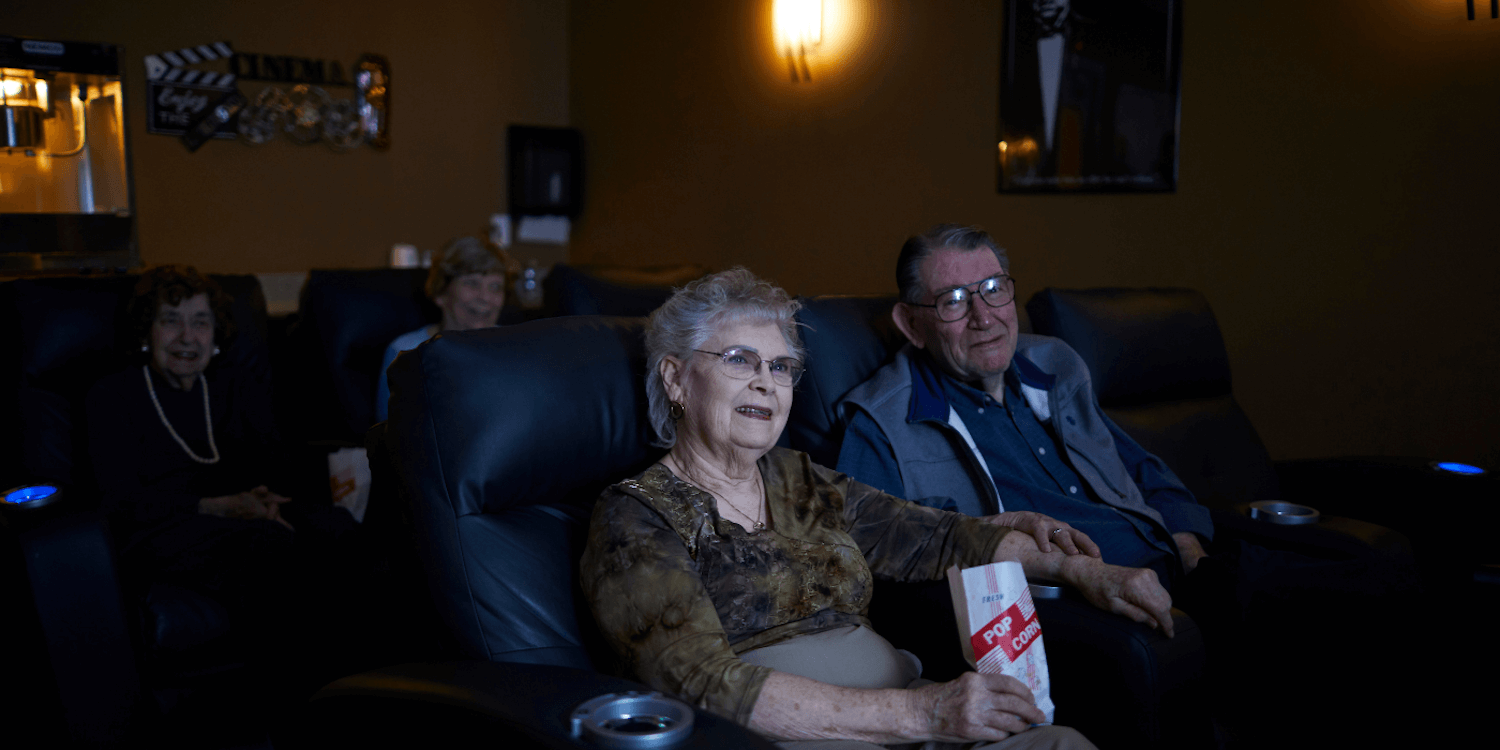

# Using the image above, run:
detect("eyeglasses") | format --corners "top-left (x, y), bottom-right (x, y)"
top-left (694, 348), bottom-right (805, 387)
top-left (909, 275), bottom-right (1017, 322)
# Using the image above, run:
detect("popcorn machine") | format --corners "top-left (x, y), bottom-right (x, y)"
top-left (0, 36), bottom-right (136, 270)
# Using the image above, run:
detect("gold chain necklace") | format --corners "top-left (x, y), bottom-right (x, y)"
top-left (143, 365), bottom-right (221, 465)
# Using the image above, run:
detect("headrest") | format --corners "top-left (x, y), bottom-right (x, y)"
top-left (1026, 287), bottom-right (1231, 407)
top-left (786, 296), bottom-right (906, 467)
top-left (386, 315), bottom-right (659, 519)
top-left (544, 264), bottom-right (694, 318)
top-left (293, 268), bottom-right (435, 440)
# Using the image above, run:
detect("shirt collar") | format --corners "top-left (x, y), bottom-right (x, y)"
top-left (906, 347), bottom-right (1056, 424)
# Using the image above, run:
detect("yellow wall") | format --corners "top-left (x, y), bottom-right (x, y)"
top-left (7, 0), bottom-right (569, 272)
top-left (569, 1), bottom-right (1500, 467)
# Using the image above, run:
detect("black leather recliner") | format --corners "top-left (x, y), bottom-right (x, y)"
top-left (292, 317), bottom-right (773, 748)
top-left (1025, 287), bottom-right (1492, 591)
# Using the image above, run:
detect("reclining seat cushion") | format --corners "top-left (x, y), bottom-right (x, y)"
top-left (1026, 287), bottom-right (1278, 507)
top-left (386, 316), bottom-right (659, 668)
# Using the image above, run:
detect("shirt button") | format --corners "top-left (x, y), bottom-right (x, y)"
top-left (1038, 447), bottom-right (1046, 455)
top-left (1069, 486), bottom-right (1078, 494)
top-left (977, 407), bottom-right (984, 414)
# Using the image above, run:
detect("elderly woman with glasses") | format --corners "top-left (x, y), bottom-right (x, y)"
top-left (580, 268), bottom-right (1164, 749)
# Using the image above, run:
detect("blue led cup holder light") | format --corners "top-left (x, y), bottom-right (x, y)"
top-left (3, 484), bottom-right (62, 510)
top-left (1430, 461), bottom-right (1487, 476)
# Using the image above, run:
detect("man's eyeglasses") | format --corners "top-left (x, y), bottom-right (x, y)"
top-left (694, 348), bottom-right (806, 387)
top-left (908, 275), bottom-right (1017, 323)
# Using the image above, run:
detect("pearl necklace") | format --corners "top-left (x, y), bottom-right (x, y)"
top-left (143, 365), bottom-right (220, 465)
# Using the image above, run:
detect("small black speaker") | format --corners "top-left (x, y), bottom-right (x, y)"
top-left (507, 125), bottom-right (584, 219)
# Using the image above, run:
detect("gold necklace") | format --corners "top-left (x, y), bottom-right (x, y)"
top-left (143, 365), bottom-right (221, 465)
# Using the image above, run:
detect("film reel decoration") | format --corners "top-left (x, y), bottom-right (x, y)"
top-left (238, 86), bottom-right (290, 145)
top-left (236, 76), bottom-right (388, 151)
top-left (284, 84), bottom-right (330, 144)
top-left (322, 98), bottom-right (364, 150)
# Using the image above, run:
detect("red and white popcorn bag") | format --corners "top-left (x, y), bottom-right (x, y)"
top-left (947, 562), bottom-right (1055, 724)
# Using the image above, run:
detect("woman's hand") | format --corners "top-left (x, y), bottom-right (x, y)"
top-left (983, 511), bottom-right (1100, 557)
top-left (1058, 555), bottom-right (1174, 637)
top-left (912, 672), bottom-right (1046, 743)
top-left (199, 486), bottom-right (294, 531)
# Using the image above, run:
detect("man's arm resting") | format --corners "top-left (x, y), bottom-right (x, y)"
top-left (995, 527), bottom-right (1175, 638)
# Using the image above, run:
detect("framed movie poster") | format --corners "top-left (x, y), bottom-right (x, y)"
top-left (998, 0), bottom-right (1183, 192)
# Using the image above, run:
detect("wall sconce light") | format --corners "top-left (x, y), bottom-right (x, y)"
top-left (775, 0), bottom-right (822, 82)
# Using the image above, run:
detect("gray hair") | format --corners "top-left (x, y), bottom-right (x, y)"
top-left (645, 267), bottom-right (805, 448)
top-left (896, 224), bottom-right (1010, 304)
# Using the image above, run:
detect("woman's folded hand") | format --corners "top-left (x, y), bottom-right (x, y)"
top-left (198, 486), bottom-right (295, 531)
top-left (983, 511), bottom-right (1100, 557)
top-left (912, 671), bottom-right (1045, 743)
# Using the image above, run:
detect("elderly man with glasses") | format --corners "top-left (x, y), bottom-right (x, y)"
top-left (833, 224), bottom-right (1420, 749)
top-left (838, 224), bottom-right (1208, 589)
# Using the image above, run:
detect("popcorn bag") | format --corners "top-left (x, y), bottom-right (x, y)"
top-left (946, 562), bottom-right (1055, 724)
top-left (327, 446), bottom-right (371, 523)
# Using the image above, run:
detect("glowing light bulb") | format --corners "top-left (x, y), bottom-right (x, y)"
top-left (775, 0), bottom-right (823, 48)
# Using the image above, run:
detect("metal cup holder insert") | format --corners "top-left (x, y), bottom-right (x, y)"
top-left (1247, 500), bottom-right (1320, 525)
top-left (571, 691), bottom-right (694, 749)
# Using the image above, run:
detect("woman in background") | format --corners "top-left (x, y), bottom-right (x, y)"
top-left (374, 236), bottom-right (517, 422)
top-left (87, 265), bottom-right (315, 636)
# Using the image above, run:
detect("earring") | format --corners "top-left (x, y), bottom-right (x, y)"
top-left (668, 401), bottom-right (685, 420)
top-left (140, 343), bottom-right (148, 353)
top-left (213, 346), bottom-right (221, 356)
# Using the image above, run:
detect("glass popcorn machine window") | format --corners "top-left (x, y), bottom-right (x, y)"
top-left (1, 36), bottom-right (136, 271)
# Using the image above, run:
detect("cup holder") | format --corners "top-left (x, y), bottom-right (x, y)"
top-left (571, 691), bottom-right (694, 749)
top-left (1247, 500), bottom-right (1320, 525)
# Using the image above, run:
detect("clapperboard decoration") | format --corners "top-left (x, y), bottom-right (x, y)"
top-left (144, 41), bottom-right (242, 148)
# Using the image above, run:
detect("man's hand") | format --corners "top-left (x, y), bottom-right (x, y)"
top-left (199, 486), bottom-right (294, 531)
top-left (1172, 532), bottom-right (1207, 574)
top-left (913, 672), bottom-right (1045, 743)
top-left (982, 511), bottom-right (1101, 557)
top-left (1058, 555), bottom-right (1175, 638)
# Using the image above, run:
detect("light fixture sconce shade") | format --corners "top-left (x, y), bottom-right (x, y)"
top-left (775, 0), bottom-right (823, 50)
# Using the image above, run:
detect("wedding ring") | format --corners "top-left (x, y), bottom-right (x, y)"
top-left (1050, 528), bottom-right (1064, 535)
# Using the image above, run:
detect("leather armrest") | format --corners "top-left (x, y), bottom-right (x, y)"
top-left (0, 491), bottom-right (144, 744)
top-left (286, 661), bottom-right (777, 749)
top-left (1276, 457), bottom-right (1498, 558)
top-left (1209, 506), bottom-right (1414, 564)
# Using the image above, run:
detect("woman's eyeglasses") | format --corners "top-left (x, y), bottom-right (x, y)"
top-left (694, 348), bottom-right (805, 387)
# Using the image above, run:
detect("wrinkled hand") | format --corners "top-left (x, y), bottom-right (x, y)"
top-left (199, 485), bottom-right (294, 531)
top-left (1173, 532), bottom-right (1207, 574)
top-left (983, 511), bottom-right (1100, 557)
top-left (1060, 556), bottom-right (1174, 638)
top-left (915, 672), bottom-right (1045, 743)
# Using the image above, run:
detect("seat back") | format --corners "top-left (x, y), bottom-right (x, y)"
top-left (784, 296), bottom-right (906, 467)
top-left (1026, 287), bottom-right (1278, 508)
top-left (383, 316), bottom-right (659, 668)
top-left (281, 269), bottom-right (436, 444)
top-left (543, 263), bottom-right (707, 318)
top-left (0, 273), bottom-right (269, 490)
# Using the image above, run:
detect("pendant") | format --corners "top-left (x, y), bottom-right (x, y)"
top-left (753, 521), bottom-right (765, 532)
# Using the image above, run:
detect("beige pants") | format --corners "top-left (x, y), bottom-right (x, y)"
top-left (740, 625), bottom-right (1096, 750)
